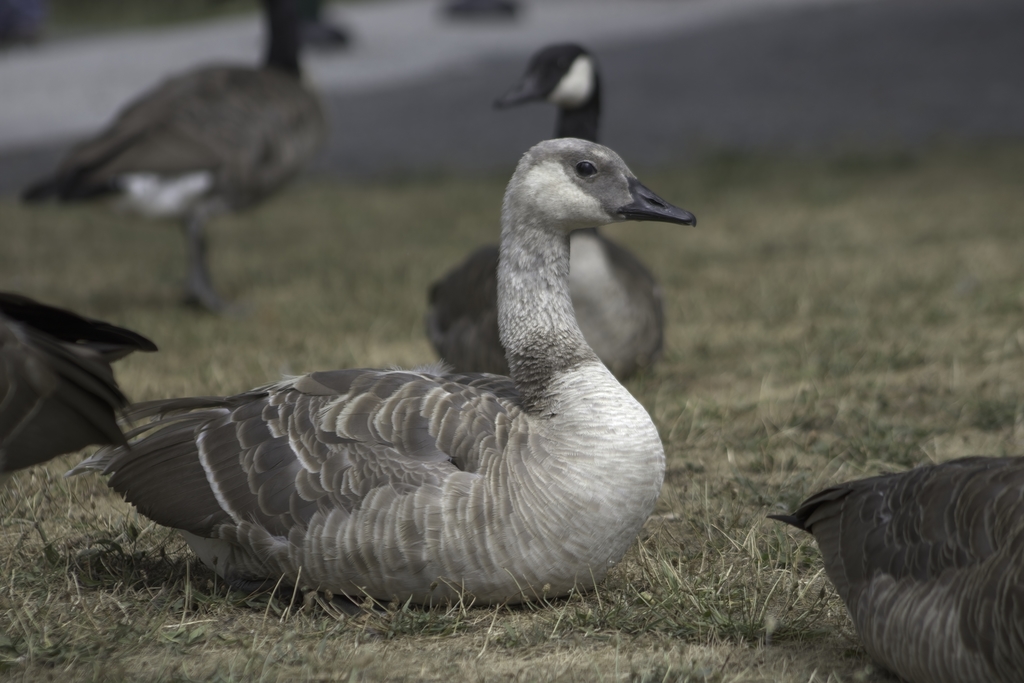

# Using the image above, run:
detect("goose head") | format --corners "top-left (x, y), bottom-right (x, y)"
top-left (505, 138), bottom-right (696, 235)
top-left (496, 43), bottom-right (597, 110)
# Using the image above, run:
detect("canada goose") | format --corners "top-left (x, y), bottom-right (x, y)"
top-left (771, 456), bottom-right (1024, 683)
top-left (21, 0), bottom-right (326, 313)
top-left (299, 0), bottom-right (350, 49)
top-left (444, 0), bottom-right (519, 19)
top-left (426, 44), bottom-right (666, 379)
top-left (0, 293), bottom-right (156, 479)
top-left (70, 139), bottom-right (696, 605)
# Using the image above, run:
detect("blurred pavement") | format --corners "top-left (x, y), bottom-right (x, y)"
top-left (1, 0), bottom-right (1022, 194)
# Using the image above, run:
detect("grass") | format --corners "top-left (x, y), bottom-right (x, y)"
top-left (3, 140), bottom-right (1024, 680)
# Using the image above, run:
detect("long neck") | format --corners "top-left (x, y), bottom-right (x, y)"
top-left (262, 0), bottom-right (301, 77)
top-left (555, 77), bottom-right (601, 142)
top-left (497, 196), bottom-right (600, 415)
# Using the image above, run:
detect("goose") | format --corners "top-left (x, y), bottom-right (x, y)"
top-left (426, 44), bottom-right (667, 380)
top-left (21, 0), bottom-right (326, 313)
top-left (770, 456), bottom-right (1024, 683)
top-left (69, 138), bottom-right (696, 605)
top-left (444, 0), bottom-right (519, 19)
top-left (1, 293), bottom-right (156, 480)
top-left (298, 0), bottom-right (350, 48)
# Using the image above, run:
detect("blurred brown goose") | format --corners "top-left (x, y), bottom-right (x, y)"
top-left (426, 44), bottom-right (666, 380)
top-left (0, 293), bottom-right (156, 480)
top-left (22, 0), bottom-right (326, 313)
top-left (70, 139), bottom-right (695, 604)
top-left (444, 0), bottom-right (519, 19)
top-left (771, 456), bottom-right (1024, 683)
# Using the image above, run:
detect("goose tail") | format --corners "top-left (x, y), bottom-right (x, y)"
top-left (21, 174), bottom-right (63, 203)
top-left (22, 172), bottom-right (117, 203)
top-left (66, 444), bottom-right (118, 478)
top-left (767, 512), bottom-right (808, 530)
top-left (768, 486), bottom-right (853, 532)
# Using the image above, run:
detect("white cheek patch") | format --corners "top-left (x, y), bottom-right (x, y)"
top-left (547, 55), bottom-right (595, 109)
top-left (118, 171), bottom-right (214, 217)
top-left (520, 160), bottom-right (608, 228)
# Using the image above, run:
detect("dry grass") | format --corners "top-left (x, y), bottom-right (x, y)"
top-left (2, 141), bottom-right (1024, 681)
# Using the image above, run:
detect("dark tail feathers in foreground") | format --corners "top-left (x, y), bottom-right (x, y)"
top-left (21, 171), bottom-right (117, 204)
top-left (0, 293), bottom-right (157, 475)
top-left (0, 293), bottom-right (157, 361)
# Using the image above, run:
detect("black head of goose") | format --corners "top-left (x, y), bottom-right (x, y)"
top-left (71, 139), bottom-right (695, 605)
top-left (771, 456), bottom-right (1024, 683)
top-left (494, 43), bottom-right (601, 142)
top-left (426, 44), bottom-right (667, 380)
top-left (0, 293), bottom-right (156, 481)
top-left (21, 0), bottom-right (326, 313)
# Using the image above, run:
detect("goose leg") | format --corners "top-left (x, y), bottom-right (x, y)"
top-left (225, 577), bottom-right (365, 615)
top-left (181, 213), bottom-right (228, 313)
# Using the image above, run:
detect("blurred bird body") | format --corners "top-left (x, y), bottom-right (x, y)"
top-left (22, 0), bottom-right (326, 312)
top-left (427, 44), bottom-right (665, 380)
top-left (772, 456), bottom-right (1024, 683)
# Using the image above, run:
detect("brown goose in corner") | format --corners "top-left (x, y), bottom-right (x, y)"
top-left (22, 0), bottom-right (326, 313)
top-left (771, 456), bottom-right (1024, 683)
top-left (70, 139), bottom-right (695, 605)
top-left (1, 293), bottom-right (156, 480)
top-left (426, 44), bottom-right (666, 379)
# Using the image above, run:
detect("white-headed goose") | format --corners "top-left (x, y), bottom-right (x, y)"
top-left (771, 456), bottom-right (1024, 683)
top-left (70, 139), bottom-right (696, 605)
top-left (0, 293), bottom-right (156, 479)
top-left (22, 0), bottom-right (326, 313)
top-left (427, 44), bottom-right (667, 380)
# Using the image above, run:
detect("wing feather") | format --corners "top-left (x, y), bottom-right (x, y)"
top-left (81, 368), bottom-right (523, 578)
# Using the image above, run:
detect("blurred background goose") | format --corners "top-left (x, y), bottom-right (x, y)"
top-left (21, 0), bottom-right (326, 313)
top-left (1, 293), bottom-right (155, 481)
top-left (426, 44), bottom-right (666, 379)
top-left (70, 139), bottom-right (695, 605)
top-left (444, 0), bottom-right (519, 20)
top-left (771, 456), bottom-right (1024, 683)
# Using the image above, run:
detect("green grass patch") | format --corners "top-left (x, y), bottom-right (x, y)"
top-left (3, 141), bottom-right (1024, 680)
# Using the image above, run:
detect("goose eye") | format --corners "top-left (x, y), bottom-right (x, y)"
top-left (575, 161), bottom-right (598, 178)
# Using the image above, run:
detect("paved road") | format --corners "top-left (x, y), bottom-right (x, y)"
top-left (0, 0), bottom-right (880, 149)
top-left (1, 0), bottom-right (1022, 194)
top-left (314, 0), bottom-right (1024, 178)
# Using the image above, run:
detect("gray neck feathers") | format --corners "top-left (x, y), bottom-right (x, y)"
top-left (497, 176), bottom-right (600, 416)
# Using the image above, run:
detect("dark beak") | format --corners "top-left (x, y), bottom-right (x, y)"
top-left (494, 73), bottom-right (546, 108)
top-left (617, 177), bottom-right (697, 226)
